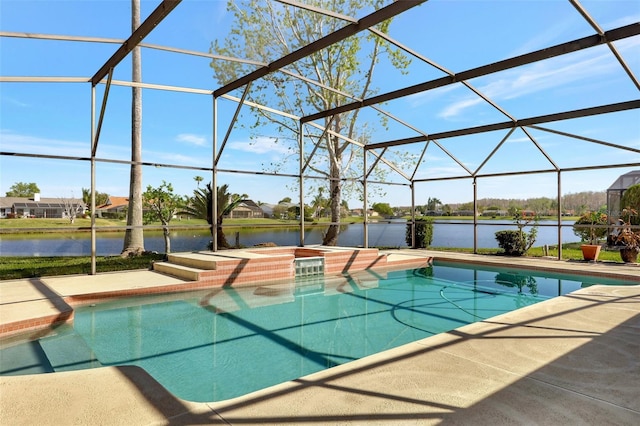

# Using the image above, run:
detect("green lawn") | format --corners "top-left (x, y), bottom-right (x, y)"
top-left (0, 217), bottom-right (363, 232)
top-left (0, 253), bottom-right (166, 280)
top-left (430, 243), bottom-right (623, 263)
top-left (0, 242), bottom-right (628, 281)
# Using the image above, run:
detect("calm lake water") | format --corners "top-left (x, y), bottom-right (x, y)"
top-left (0, 220), bottom-right (580, 256)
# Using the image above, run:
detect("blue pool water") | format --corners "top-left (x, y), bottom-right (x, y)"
top-left (0, 262), bottom-right (636, 402)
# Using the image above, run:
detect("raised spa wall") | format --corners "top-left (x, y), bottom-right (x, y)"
top-left (153, 246), bottom-right (428, 286)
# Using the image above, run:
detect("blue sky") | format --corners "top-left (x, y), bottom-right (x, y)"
top-left (1, 0), bottom-right (639, 208)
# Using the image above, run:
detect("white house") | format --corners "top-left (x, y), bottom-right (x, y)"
top-left (0, 194), bottom-right (86, 219)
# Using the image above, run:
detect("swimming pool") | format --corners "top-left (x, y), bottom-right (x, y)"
top-left (0, 262), bottom-right (636, 402)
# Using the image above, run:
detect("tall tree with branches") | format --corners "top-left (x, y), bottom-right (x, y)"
top-left (5, 182), bottom-right (40, 197)
top-left (210, 0), bottom-right (410, 245)
top-left (122, 0), bottom-right (145, 257)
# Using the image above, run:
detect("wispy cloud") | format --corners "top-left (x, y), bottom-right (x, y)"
top-left (0, 130), bottom-right (88, 156)
top-left (438, 97), bottom-right (484, 120)
top-left (143, 150), bottom-right (210, 168)
top-left (437, 40), bottom-right (637, 119)
top-left (176, 133), bottom-right (207, 146)
top-left (604, 13), bottom-right (640, 29)
top-left (405, 84), bottom-right (460, 108)
top-left (508, 17), bottom-right (580, 58)
top-left (1, 96), bottom-right (30, 108)
top-left (229, 136), bottom-right (292, 155)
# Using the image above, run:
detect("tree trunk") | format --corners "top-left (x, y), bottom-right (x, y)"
top-left (322, 146), bottom-right (341, 246)
top-left (163, 226), bottom-right (171, 254)
top-left (216, 219), bottom-right (230, 249)
top-left (122, 0), bottom-right (145, 257)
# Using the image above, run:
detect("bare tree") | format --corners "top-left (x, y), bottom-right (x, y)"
top-left (121, 0), bottom-right (145, 257)
top-left (60, 197), bottom-right (84, 224)
top-left (210, 0), bottom-right (410, 245)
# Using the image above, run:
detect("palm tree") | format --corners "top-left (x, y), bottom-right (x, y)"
top-left (121, 0), bottom-right (144, 257)
top-left (311, 187), bottom-right (327, 218)
top-left (180, 183), bottom-right (247, 249)
top-left (425, 197), bottom-right (442, 212)
top-left (180, 184), bottom-right (211, 224)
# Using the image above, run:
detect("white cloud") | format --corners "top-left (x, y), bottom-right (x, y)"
top-left (145, 150), bottom-right (211, 168)
top-left (508, 19), bottom-right (579, 58)
top-left (228, 136), bottom-right (292, 154)
top-left (604, 13), bottom-right (640, 29)
top-left (406, 84), bottom-right (460, 108)
top-left (176, 133), bottom-right (207, 146)
top-left (0, 130), bottom-right (89, 156)
top-left (2, 96), bottom-right (30, 108)
top-left (438, 97), bottom-right (484, 120)
top-left (437, 45), bottom-right (625, 119)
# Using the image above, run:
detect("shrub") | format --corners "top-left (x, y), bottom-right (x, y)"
top-left (495, 230), bottom-right (531, 256)
top-left (495, 210), bottom-right (538, 256)
top-left (572, 210), bottom-right (607, 244)
top-left (406, 217), bottom-right (433, 248)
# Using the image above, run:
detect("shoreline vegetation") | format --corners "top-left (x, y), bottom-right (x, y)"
top-left (0, 216), bottom-right (579, 234)
top-left (2, 215), bottom-right (623, 281)
top-left (0, 243), bottom-right (624, 281)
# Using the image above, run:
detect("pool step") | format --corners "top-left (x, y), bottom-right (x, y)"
top-left (153, 262), bottom-right (203, 281)
top-left (154, 252), bottom-right (296, 285)
top-left (166, 252), bottom-right (220, 270)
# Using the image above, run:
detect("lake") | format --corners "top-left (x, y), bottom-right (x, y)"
top-left (0, 220), bottom-right (580, 256)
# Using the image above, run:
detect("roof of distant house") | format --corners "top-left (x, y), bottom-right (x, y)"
top-left (97, 196), bottom-right (129, 210)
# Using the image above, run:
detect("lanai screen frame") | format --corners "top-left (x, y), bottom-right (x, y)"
top-left (1, 0), bottom-right (639, 274)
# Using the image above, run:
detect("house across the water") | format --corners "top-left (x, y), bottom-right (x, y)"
top-left (0, 194), bottom-right (86, 219)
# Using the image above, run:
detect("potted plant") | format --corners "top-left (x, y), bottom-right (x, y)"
top-left (611, 207), bottom-right (640, 263)
top-left (573, 210), bottom-right (607, 261)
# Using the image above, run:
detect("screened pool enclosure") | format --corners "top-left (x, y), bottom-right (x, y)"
top-left (1, 0), bottom-right (639, 271)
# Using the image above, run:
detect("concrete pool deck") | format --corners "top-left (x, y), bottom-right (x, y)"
top-left (1, 249), bottom-right (639, 425)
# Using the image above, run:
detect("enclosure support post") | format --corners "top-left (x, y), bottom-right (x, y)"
top-left (557, 171), bottom-right (562, 260)
top-left (473, 177), bottom-right (478, 253)
top-left (410, 182), bottom-right (416, 248)
top-left (212, 95), bottom-right (218, 252)
top-left (363, 150), bottom-right (368, 248)
top-left (90, 85), bottom-right (97, 275)
top-left (89, 68), bottom-right (114, 274)
top-left (299, 120), bottom-right (305, 247)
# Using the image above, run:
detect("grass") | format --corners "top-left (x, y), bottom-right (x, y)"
top-left (0, 217), bottom-right (348, 233)
top-left (430, 243), bottom-right (623, 262)
top-left (0, 217), bottom-right (210, 233)
top-left (0, 243), bottom-right (627, 281)
top-left (0, 253), bottom-right (166, 280)
top-left (0, 214), bottom-right (573, 232)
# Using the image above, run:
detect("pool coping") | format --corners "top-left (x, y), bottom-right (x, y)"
top-left (1, 249), bottom-right (639, 424)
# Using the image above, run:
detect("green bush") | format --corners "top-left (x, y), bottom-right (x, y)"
top-left (405, 217), bottom-right (433, 248)
top-left (572, 210), bottom-right (608, 244)
top-left (495, 210), bottom-right (539, 256)
top-left (495, 230), bottom-right (535, 256)
top-left (102, 211), bottom-right (126, 220)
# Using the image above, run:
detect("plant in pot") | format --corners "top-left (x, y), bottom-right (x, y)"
top-left (572, 210), bottom-right (607, 261)
top-left (611, 207), bottom-right (640, 263)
